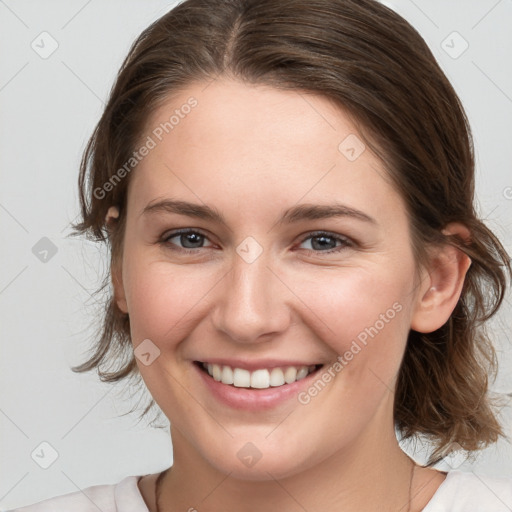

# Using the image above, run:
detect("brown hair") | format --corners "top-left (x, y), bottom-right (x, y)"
top-left (70, 0), bottom-right (511, 465)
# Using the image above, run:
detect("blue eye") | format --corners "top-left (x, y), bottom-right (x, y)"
top-left (297, 231), bottom-right (352, 254)
top-left (160, 229), bottom-right (352, 255)
top-left (161, 229), bottom-right (213, 253)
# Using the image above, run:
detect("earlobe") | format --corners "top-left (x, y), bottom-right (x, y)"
top-left (111, 261), bottom-right (129, 314)
top-left (105, 206), bottom-right (120, 226)
top-left (410, 223), bottom-right (472, 333)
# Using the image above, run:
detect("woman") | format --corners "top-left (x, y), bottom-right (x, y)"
top-left (14, 0), bottom-right (512, 510)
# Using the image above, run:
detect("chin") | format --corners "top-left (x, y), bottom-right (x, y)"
top-left (218, 456), bottom-right (307, 482)
top-left (200, 438), bottom-right (319, 482)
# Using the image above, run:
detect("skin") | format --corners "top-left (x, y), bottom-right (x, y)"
top-left (110, 78), bottom-right (471, 512)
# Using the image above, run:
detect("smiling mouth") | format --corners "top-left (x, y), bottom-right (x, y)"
top-left (194, 361), bottom-right (323, 389)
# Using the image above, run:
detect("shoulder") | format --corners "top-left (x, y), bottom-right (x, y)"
top-left (9, 475), bottom-right (148, 512)
top-left (422, 470), bottom-right (512, 512)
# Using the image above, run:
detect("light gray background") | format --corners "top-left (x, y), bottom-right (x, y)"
top-left (1, 0), bottom-right (511, 509)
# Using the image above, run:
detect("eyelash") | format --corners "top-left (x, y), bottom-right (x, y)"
top-left (159, 228), bottom-right (353, 255)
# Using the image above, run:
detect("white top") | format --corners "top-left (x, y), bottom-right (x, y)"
top-left (9, 470), bottom-right (512, 511)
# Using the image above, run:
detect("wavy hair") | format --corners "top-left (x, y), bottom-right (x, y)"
top-left (70, 0), bottom-right (511, 465)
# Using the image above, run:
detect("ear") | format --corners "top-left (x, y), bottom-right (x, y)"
top-left (106, 206), bottom-right (129, 314)
top-left (410, 222), bottom-right (472, 333)
top-left (112, 261), bottom-right (128, 314)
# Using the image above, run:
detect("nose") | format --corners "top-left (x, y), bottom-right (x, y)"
top-left (211, 249), bottom-right (291, 344)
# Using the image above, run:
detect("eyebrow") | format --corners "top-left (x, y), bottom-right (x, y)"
top-left (141, 199), bottom-right (377, 226)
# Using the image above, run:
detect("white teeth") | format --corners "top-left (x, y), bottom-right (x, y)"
top-left (269, 367), bottom-right (285, 386)
top-left (296, 367), bottom-right (309, 380)
top-left (221, 365), bottom-right (234, 385)
top-left (284, 366), bottom-right (297, 384)
top-left (233, 368), bottom-right (251, 387)
top-left (202, 362), bottom-right (319, 389)
top-left (251, 369), bottom-right (270, 388)
top-left (212, 364), bottom-right (222, 382)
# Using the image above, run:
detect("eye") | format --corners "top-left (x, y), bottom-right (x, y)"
top-left (159, 229), bottom-right (353, 255)
top-left (160, 229), bottom-right (214, 253)
top-left (297, 231), bottom-right (353, 254)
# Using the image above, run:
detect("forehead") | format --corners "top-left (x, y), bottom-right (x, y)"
top-left (145, 78), bottom-right (361, 159)
top-left (128, 78), bottom-right (404, 227)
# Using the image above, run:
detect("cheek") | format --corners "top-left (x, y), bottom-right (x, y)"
top-left (288, 262), bottom-right (413, 386)
top-left (123, 256), bottom-right (215, 344)
top-left (121, 258), bottom-right (215, 403)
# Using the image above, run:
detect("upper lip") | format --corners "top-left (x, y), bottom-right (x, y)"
top-left (195, 359), bottom-right (325, 371)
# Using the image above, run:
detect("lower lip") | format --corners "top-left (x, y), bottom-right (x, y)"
top-left (193, 362), bottom-right (324, 411)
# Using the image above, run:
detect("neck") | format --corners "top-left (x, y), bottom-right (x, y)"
top-left (158, 402), bottom-right (418, 512)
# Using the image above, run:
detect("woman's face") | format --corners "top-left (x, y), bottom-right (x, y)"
top-left (115, 78), bottom-right (425, 479)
